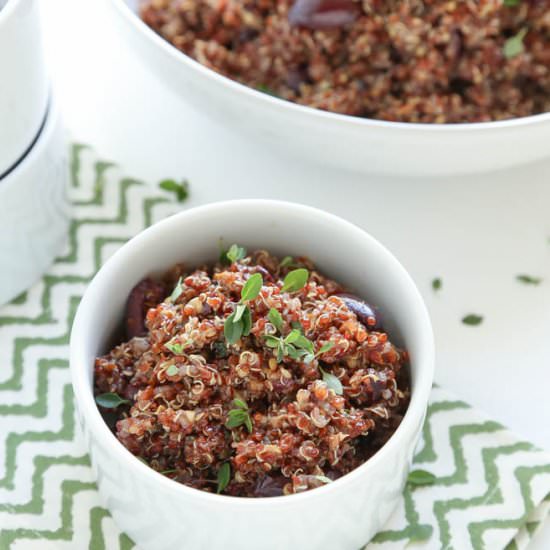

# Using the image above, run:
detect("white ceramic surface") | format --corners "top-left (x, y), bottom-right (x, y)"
top-left (0, 0), bottom-right (49, 177)
top-left (107, 0), bottom-right (550, 177)
top-left (70, 200), bottom-right (434, 550)
top-left (0, 96), bottom-right (69, 306)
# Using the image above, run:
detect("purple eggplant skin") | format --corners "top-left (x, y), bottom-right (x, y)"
top-left (335, 293), bottom-right (383, 331)
top-left (253, 474), bottom-right (287, 497)
top-left (125, 278), bottom-right (166, 339)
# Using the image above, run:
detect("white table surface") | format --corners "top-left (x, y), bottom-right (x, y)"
top-left (40, 0), bottom-right (550, 547)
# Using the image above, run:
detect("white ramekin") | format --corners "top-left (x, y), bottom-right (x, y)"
top-left (0, 0), bottom-right (49, 177)
top-left (108, 0), bottom-right (550, 176)
top-left (70, 200), bottom-right (434, 550)
top-left (0, 96), bottom-right (70, 306)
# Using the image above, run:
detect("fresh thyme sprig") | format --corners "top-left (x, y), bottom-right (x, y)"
top-left (264, 308), bottom-right (334, 364)
top-left (224, 272), bottom-right (263, 344)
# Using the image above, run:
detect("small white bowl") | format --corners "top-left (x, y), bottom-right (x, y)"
top-left (70, 200), bottom-right (434, 550)
top-left (0, 96), bottom-right (69, 306)
top-left (0, 0), bottom-right (49, 177)
top-left (108, 0), bottom-right (550, 176)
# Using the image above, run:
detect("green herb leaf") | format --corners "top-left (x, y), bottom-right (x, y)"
top-left (257, 84), bottom-right (279, 97)
top-left (503, 0), bottom-right (520, 6)
top-left (516, 274), bottom-right (542, 285)
top-left (284, 329), bottom-right (302, 345)
top-left (95, 392), bottom-right (130, 409)
top-left (320, 368), bottom-right (343, 395)
top-left (285, 345), bottom-right (301, 361)
top-left (264, 335), bottom-right (281, 348)
top-left (503, 27), bottom-right (528, 59)
top-left (462, 314), bottom-right (483, 326)
top-left (407, 469), bottom-right (437, 486)
top-left (281, 268), bottom-right (309, 293)
top-left (224, 311), bottom-right (243, 344)
top-left (268, 308), bottom-right (284, 332)
top-left (226, 407), bottom-right (253, 432)
top-left (241, 306), bottom-right (252, 336)
top-left (291, 321), bottom-right (304, 332)
top-left (226, 410), bottom-right (249, 428)
top-left (233, 398), bottom-right (248, 410)
top-left (233, 303), bottom-right (247, 323)
top-left (217, 462), bottom-right (231, 494)
top-left (212, 341), bottom-right (228, 358)
top-left (164, 340), bottom-right (185, 355)
top-left (294, 333), bottom-right (315, 354)
top-left (226, 244), bottom-right (247, 264)
top-left (432, 278), bottom-right (442, 292)
top-left (169, 277), bottom-right (184, 302)
top-left (160, 469), bottom-right (178, 475)
top-left (314, 475), bottom-right (332, 484)
top-left (241, 273), bottom-right (263, 302)
top-left (165, 364), bottom-right (179, 377)
top-left (159, 179), bottom-right (190, 202)
top-left (280, 256), bottom-right (293, 268)
top-left (317, 342), bottom-right (335, 356)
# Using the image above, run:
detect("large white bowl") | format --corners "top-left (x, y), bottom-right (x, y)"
top-left (108, 0), bottom-right (550, 177)
top-left (0, 0), bottom-right (49, 177)
top-left (70, 200), bottom-right (434, 550)
top-left (0, 96), bottom-right (69, 306)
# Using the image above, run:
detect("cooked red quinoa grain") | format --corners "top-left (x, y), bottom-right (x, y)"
top-left (139, 0), bottom-right (550, 123)
top-left (94, 249), bottom-right (409, 496)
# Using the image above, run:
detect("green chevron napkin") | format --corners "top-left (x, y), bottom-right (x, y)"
top-left (0, 145), bottom-right (549, 550)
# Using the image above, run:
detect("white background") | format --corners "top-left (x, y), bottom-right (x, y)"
top-left (40, 0), bottom-right (549, 546)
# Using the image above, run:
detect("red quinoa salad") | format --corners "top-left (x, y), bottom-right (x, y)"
top-left (94, 245), bottom-right (410, 497)
top-left (140, 0), bottom-right (549, 123)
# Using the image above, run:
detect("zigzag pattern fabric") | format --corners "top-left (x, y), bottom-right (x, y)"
top-left (0, 145), bottom-right (548, 549)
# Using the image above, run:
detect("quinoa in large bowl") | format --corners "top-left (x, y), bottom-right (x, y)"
top-left (140, 0), bottom-right (550, 123)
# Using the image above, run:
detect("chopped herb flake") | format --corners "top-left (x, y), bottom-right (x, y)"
top-left (164, 340), bottom-right (185, 354)
top-left (462, 314), bottom-right (483, 326)
top-left (165, 364), bottom-right (179, 377)
top-left (503, 28), bottom-right (528, 59)
top-left (159, 179), bottom-right (190, 202)
top-left (432, 278), bottom-right (442, 291)
top-left (516, 274), bottom-right (542, 285)
top-left (407, 469), bottom-right (437, 486)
